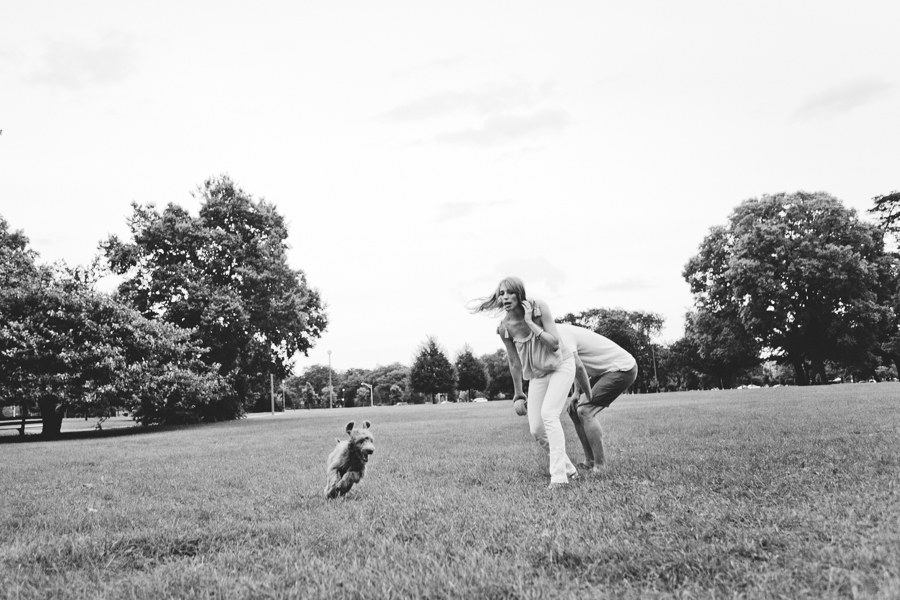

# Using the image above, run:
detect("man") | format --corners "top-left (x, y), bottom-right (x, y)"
top-left (557, 323), bottom-right (638, 473)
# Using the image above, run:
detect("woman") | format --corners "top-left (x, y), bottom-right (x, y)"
top-left (471, 277), bottom-right (579, 488)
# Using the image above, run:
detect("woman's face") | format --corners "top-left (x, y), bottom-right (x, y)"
top-left (497, 283), bottom-right (519, 311)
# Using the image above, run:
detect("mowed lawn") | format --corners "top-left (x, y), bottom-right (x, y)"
top-left (2, 385), bottom-right (898, 599)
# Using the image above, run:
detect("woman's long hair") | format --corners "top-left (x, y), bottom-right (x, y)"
top-left (468, 276), bottom-right (527, 315)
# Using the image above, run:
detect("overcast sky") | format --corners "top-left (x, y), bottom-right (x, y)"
top-left (2, 1), bottom-right (898, 373)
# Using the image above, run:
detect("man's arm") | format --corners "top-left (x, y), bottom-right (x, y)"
top-left (572, 353), bottom-right (592, 401)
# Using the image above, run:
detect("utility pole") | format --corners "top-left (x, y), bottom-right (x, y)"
top-left (328, 350), bottom-right (333, 409)
top-left (270, 374), bottom-right (275, 415)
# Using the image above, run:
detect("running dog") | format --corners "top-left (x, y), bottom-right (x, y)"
top-left (324, 421), bottom-right (375, 499)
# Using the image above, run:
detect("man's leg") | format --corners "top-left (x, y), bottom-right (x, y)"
top-left (576, 402), bottom-right (607, 469)
top-left (567, 401), bottom-right (594, 467)
top-left (576, 366), bottom-right (638, 471)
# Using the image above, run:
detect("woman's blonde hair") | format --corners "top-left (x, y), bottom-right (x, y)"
top-left (468, 276), bottom-right (527, 315)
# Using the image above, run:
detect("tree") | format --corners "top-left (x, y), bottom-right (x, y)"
top-left (355, 386), bottom-right (370, 406)
top-left (1, 259), bottom-right (234, 435)
top-left (341, 367), bottom-right (371, 408)
top-left (102, 175), bottom-right (327, 411)
top-left (368, 362), bottom-right (409, 405)
top-left (0, 215), bottom-right (40, 290)
top-left (868, 190), bottom-right (900, 239)
top-left (2, 216), bottom-right (237, 435)
top-left (297, 364), bottom-right (340, 404)
top-left (684, 191), bottom-right (895, 385)
top-left (867, 190), bottom-right (900, 376)
top-left (682, 308), bottom-right (760, 389)
top-left (389, 384), bottom-right (403, 404)
top-left (454, 345), bottom-right (488, 401)
top-left (661, 336), bottom-right (703, 390)
top-left (409, 336), bottom-right (456, 404)
top-left (481, 350), bottom-right (513, 399)
top-left (301, 382), bottom-right (319, 408)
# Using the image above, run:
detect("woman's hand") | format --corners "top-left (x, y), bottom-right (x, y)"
top-left (521, 300), bottom-right (534, 324)
top-left (513, 393), bottom-right (527, 416)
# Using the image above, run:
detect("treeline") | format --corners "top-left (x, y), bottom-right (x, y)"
top-left (293, 189), bottom-right (900, 401)
top-left (286, 307), bottom-right (667, 408)
top-left (1, 175), bottom-right (326, 436)
top-left (4, 185), bottom-right (898, 434)
top-left (282, 339), bottom-right (515, 408)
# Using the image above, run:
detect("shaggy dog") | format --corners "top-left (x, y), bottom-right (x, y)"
top-left (324, 420), bottom-right (375, 499)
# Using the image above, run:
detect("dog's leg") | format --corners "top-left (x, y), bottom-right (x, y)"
top-left (333, 470), bottom-right (361, 496)
top-left (324, 468), bottom-right (344, 498)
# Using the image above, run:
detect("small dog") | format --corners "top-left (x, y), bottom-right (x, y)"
top-left (324, 420), bottom-right (375, 499)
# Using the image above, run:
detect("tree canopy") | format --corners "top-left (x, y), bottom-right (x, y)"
top-left (409, 336), bottom-right (456, 403)
top-left (455, 345), bottom-right (489, 401)
top-left (481, 350), bottom-right (513, 399)
top-left (684, 191), bottom-right (896, 384)
top-left (102, 175), bottom-right (327, 411)
top-left (1, 216), bottom-right (235, 434)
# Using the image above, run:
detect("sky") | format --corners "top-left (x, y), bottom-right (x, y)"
top-left (2, 1), bottom-right (898, 374)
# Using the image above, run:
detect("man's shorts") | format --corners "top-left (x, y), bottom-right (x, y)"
top-left (580, 364), bottom-right (638, 410)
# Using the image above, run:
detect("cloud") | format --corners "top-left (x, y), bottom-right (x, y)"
top-left (24, 32), bottom-right (137, 90)
top-left (493, 257), bottom-right (566, 292)
top-left (434, 108), bottom-right (569, 147)
top-left (434, 200), bottom-right (511, 222)
top-left (793, 78), bottom-right (894, 120)
top-left (390, 55), bottom-right (466, 79)
top-left (381, 82), bottom-right (551, 121)
top-left (594, 277), bottom-right (657, 292)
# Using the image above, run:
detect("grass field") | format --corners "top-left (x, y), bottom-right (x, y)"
top-left (2, 385), bottom-right (899, 599)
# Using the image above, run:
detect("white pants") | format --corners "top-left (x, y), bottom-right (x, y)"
top-left (526, 355), bottom-right (577, 484)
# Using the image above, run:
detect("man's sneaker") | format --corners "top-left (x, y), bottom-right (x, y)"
top-left (568, 472), bottom-right (582, 482)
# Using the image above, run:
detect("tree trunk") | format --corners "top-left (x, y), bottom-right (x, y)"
top-left (809, 355), bottom-right (828, 385)
top-left (791, 358), bottom-right (809, 386)
top-left (38, 394), bottom-right (67, 438)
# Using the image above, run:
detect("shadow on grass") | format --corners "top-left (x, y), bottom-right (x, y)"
top-left (0, 422), bottom-right (207, 445)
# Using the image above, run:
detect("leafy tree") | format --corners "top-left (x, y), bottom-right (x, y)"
top-left (869, 190), bottom-right (900, 238)
top-left (355, 386), bottom-right (370, 406)
top-left (389, 384), bottom-right (403, 404)
top-left (409, 336), bottom-right (457, 403)
top-left (685, 191), bottom-right (895, 385)
top-left (661, 336), bottom-right (703, 390)
top-left (682, 308), bottom-right (761, 389)
top-left (300, 382), bottom-right (319, 408)
top-left (297, 364), bottom-right (340, 404)
top-left (0, 216), bottom-right (40, 289)
top-left (454, 345), bottom-right (489, 401)
top-left (102, 175), bottom-right (327, 412)
top-left (867, 190), bottom-right (900, 375)
top-left (341, 367), bottom-right (371, 408)
top-left (1, 258), bottom-right (233, 435)
top-left (368, 363), bottom-right (409, 405)
top-left (481, 350), bottom-right (513, 399)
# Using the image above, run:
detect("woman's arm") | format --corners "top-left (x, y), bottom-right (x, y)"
top-left (524, 299), bottom-right (561, 352)
top-left (500, 331), bottom-right (526, 399)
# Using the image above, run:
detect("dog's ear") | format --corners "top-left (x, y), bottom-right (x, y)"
top-left (363, 420), bottom-right (371, 429)
top-left (345, 422), bottom-right (355, 435)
